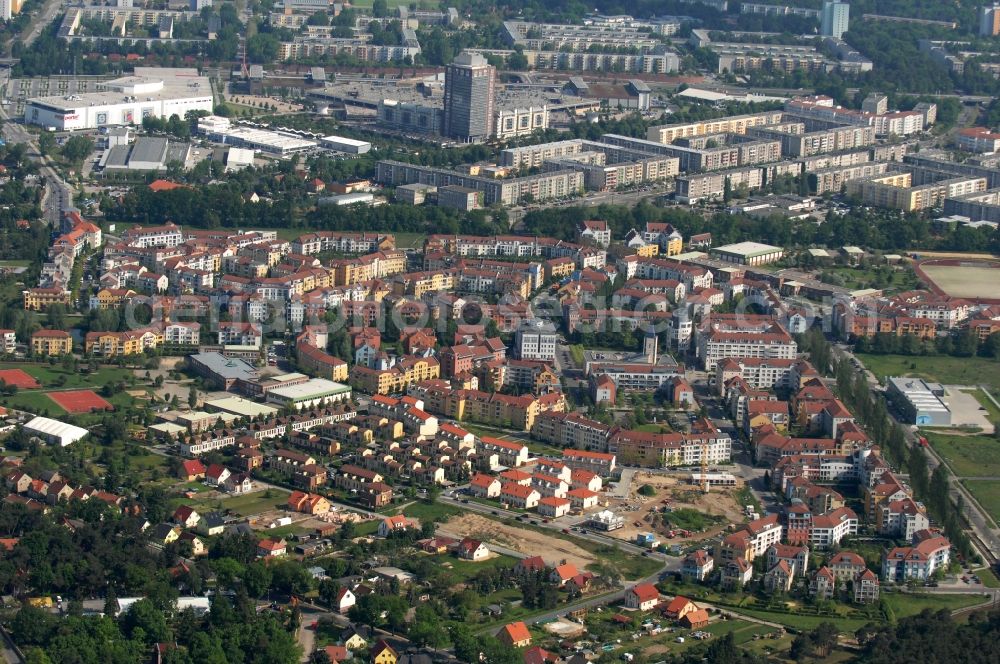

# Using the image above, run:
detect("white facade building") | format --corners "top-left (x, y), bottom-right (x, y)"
top-left (516, 318), bottom-right (557, 361)
top-left (26, 68), bottom-right (214, 131)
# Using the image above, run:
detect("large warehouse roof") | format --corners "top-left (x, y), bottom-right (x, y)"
top-left (267, 378), bottom-right (351, 401)
top-left (24, 416), bottom-right (89, 445)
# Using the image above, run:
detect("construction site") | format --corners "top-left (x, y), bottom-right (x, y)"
top-left (602, 470), bottom-right (749, 548)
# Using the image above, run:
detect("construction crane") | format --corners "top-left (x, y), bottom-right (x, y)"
top-left (701, 440), bottom-right (710, 493)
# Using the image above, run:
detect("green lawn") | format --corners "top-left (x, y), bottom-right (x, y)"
top-left (723, 593), bottom-right (982, 632)
top-left (175, 488), bottom-right (292, 517)
top-left (967, 388), bottom-right (1000, 423)
top-left (634, 423), bottom-right (672, 433)
top-left (974, 566), bottom-right (1000, 588)
top-left (393, 232), bottom-right (426, 249)
top-left (569, 344), bottom-right (585, 367)
top-left (0, 390), bottom-right (66, 415)
top-left (882, 592), bottom-right (987, 618)
top-left (924, 432), bottom-right (1000, 478)
top-left (0, 362), bottom-right (134, 389)
top-left (663, 508), bottom-right (725, 533)
top-left (728, 606), bottom-right (871, 633)
top-left (856, 354), bottom-right (1000, 392)
top-left (963, 480), bottom-right (1000, 525)
top-left (818, 265), bottom-right (919, 294)
top-left (427, 553), bottom-right (519, 580)
top-left (0, 362), bottom-right (143, 417)
top-left (400, 500), bottom-right (461, 523)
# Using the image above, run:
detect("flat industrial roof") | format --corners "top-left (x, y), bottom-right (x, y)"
top-left (713, 241), bottom-right (784, 257)
top-left (27, 72), bottom-right (211, 111)
top-left (131, 137), bottom-right (169, 163)
top-left (320, 135), bottom-right (371, 147)
top-left (149, 422), bottom-right (186, 434)
top-left (190, 352), bottom-right (257, 381)
top-left (267, 378), bottom-right (351, 401)
top-left (203, 396), bottom-right (279, 418)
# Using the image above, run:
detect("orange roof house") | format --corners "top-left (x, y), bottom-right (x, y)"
top-left (497, 621), bottom-right (532, 648)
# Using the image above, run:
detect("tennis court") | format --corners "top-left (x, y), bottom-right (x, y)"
top-left (48, 390), bottom-right (114, 414)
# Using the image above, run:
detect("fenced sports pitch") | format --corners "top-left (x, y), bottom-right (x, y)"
top-left (915, 259), bottom-right (1000, 303)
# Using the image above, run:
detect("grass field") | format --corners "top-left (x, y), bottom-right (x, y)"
top-left (393, 232), bottom-right (426, 249)
top-left (0, 362), bottom-right (134, 389)
top-left (974, 566), bottom-right (1000, 588)
top-left (174, 488), bottom-right (292, 517)
top-left (634, 423), bottom-right (672, 433)
top-left (0, 390), bottom-right (66, 415)
top-left (428, 553), bottom-right (519, 580)
top-left (963, 480), bottom-right (1000, 525)
top-left (0, 363), bottom-right (142, 419)
top-left (819, 265), bottom-right (919, 293)
top-left (924, 432), bottom-right (1000, 478)
top-left (968, 388), bottom-right (1000, 422)
top-left (569, 344), bottom-right (585, 367)
top-left (401, 500), bottom-right (461, 523)
top-left (856, 353), bottom-right (1000, 393)
top-left (882, 592), bottom-right (986, 618)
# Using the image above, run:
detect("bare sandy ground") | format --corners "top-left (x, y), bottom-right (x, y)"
top-left (437, 513), bottom-right (597, 570)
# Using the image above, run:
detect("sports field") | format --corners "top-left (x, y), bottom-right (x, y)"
top-left (48, 390), bottom-right (114, 414)
top-left (0, 369), bottom-right (41, 389)
top-left (917, 260), bottom-right (1000, 301)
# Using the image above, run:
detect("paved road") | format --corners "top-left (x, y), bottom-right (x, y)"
top-left (0, 76), bottom-right (75, 226)
top-left (0, 626), bottom-right (23, 664)
top-left (23, 0), bottom-right (63, 46)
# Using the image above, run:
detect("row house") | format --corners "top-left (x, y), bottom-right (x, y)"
top-left (335, 465), bottom-right (384, 492)
top-left (477, 436), bottom-right (530, 468)
top-left (531, 473), bottom-right (569, 498)
top-left (501, 482), bottom-right (541, 509)
top-left (469, 473), bottom-right (502, 498)
top-left (288, 431), bottom-right (341, 457)
top-left (180, 430), bottom-right (238, 456)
